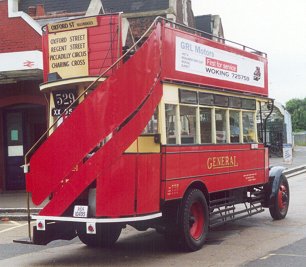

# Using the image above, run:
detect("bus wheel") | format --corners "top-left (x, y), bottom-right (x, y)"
top-left (77, 224), bottom-right (122, 247)
top-left (179, 188), bottom-right (208, 251)
top-left (269, 176), bottom-right (290, 220)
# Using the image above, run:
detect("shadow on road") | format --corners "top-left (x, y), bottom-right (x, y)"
top-left (27, 222), bottom-right (255, 266)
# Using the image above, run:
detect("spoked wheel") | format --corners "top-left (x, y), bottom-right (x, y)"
top-left (269, 175), bottom-right (290, 220)
top-left (77, 223), bottom-right (122, 247)
top-left (179, 188), bottom-right (209, 251)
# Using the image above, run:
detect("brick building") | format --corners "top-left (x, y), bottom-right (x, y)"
top-left (195, 14), bottom-right (224, 42)
top-left (0, 0), bottom-right (223, 191)
top-left (0, 0), bottom-right (46, 190)
top-left (0, 0), bottom-right (90, 191)
top-left (101, 0), bottom-right (195, 39)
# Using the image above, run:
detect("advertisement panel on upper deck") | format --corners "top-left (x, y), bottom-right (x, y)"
top-left (176, 36), bottom-right (265, 89)
top-left (162, 26), bottom-right (268, 96)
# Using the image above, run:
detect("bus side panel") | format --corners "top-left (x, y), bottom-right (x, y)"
top-left (136, 154), bottom-right (161, 214)
top-left (161, 169), bottom-right (266, 201)
top-left (161, 144), bottom-right (266, 200)
top-left (96, 154), bottom-right (136, 217)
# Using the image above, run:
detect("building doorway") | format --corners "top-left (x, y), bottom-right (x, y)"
top-left (3, 104), bottom-right (46, 190)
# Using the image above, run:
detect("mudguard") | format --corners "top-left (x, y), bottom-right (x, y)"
top-left (265, 166), bottom-right (286, 207)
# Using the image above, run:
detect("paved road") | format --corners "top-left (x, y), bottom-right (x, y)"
top-left (247, 237), bottom-right (306, 266)
top-left (0, 172), bottom-right (305, 266)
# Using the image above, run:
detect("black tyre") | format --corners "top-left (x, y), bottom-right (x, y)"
top-left (178, 188), bottom-right (209, 251)
top-left (269, 175), bottom-right (290, 220)
top-left (77, 223), bottom-right (122, 247)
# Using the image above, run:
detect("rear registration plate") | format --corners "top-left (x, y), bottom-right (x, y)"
top-left (73, 205), bottom-right (88, 218)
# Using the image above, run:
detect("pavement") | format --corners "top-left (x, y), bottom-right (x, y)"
top-left (269, 145), bottom-right (306, 177)
top-left (0, 193), bottom-right (47, 221)
top-left (0, 146), bottom-right (305, 221)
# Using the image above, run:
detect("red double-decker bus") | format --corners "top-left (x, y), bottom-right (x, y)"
top-left (18, 14), bottom-right (289, 251)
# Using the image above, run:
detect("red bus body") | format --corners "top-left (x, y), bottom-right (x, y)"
top-left (22, 14), bottom-right (288, 251)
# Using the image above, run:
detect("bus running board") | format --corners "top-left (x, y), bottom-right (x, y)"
top-left (209, 202), bottom-right (265, 228)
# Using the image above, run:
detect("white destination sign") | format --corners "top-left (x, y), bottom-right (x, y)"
top-left (175, 36), bottom-right (265, 88)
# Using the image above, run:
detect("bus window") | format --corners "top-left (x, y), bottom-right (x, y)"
top-left (200, 107), bottom-right (212, 143)
top-left (199, 92), bottom-right (213, 106)
top-left (243, 111), bottom-right (255, 142)
top-left (230, 110), bottom-right (240, 143)
top-left (165, 104), bottom-right (177, 144)
top-left (179, 89), bottom-right (198, 104)
top-left (242, 98), bottom-right (256, 110)
top-left (215, 109), bottom-right (227, 143)
top-left (180, 106), bottom-right (197, 144)
top-left (143, 108), bottom-right (158, 134)
top-left (214, 95), bottom-right (229, 107)
top-left (229, 97), bottom-right (242, 108)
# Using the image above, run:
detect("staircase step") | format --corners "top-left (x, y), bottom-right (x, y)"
top-left (0, 208), bottom-right (41, 213)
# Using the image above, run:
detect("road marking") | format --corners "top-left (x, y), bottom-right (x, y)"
top-left (260, 253), bottom-right (275, 259)
top-left (10, 221), bottom-right (22, 226)
top-left (0, 222), bottom-right (29, 234)
top-left (260, 253), bottom-right (306, 260)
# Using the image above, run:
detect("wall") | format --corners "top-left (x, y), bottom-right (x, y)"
top-left (294, 133), bottom-right (306, 146)
top-left (176, 0), bottom-right (194, 27)
top-left (0, 1), bottom-right (45, 190)
top-left (128, 16), bottom-right (161, 41)
top-left (126, 0), bottom-right (195, 42)
top-left (0, 1), bottom-right (41, 52)
top-left (0, 80), bottom-right (47, 191)
top-left (0, 80), bottom-right (46, 107)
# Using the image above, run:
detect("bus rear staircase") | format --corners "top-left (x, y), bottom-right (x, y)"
top-left (26, 22), bottom-right (163, 217)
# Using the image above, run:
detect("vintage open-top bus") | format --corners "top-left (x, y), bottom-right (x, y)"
top-left (18, 14), bottom-right (289, 251)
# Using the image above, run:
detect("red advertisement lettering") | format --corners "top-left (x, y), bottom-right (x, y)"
top-left (206, 57), bottom-right (237, 72)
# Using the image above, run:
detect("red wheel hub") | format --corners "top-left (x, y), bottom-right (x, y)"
top-left (189, 202), bottom-right (205, 240)
top-left (278, 184), bottom-right (288, 211)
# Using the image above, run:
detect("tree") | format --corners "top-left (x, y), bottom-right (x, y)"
top-left (286, 98), bottom-right (306, 132)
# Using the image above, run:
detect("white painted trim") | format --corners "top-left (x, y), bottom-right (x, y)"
top-left (226, 109), bottom-right (230, 143)
top-left (168, 0), bottom-right (177, 15)
top-left (40, 76), bottom-right (105, 91)
top-left (176, 104), bottom-right (181, 144)
top-left (159, 99), bottom-right (167, 144)
top-left (0, 50), bottom-right (43, 71)
top-left (32, 212), bottom-right (162, 223)
top-left (253, 111), bottom-right (258, 142)
top-left (182, 0), bottom-right (188, 25)
top-left (86, 0), bottom-right (103, 16)
top-left (196, 107), bottom-right (201, 144)
top-left (166, 13), bottom-right (176, 23)
top-left (163, 84), bottom-right (179, 104)
top-left (8, 0), bottom-right (42, 35)
top-left (239, 111), bottom-right (243, 143)
top-left (212, 107), bottom-right (216, 144)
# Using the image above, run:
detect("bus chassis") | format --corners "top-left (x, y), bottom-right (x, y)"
top-left (27, 166), bottom-right (289, 251)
